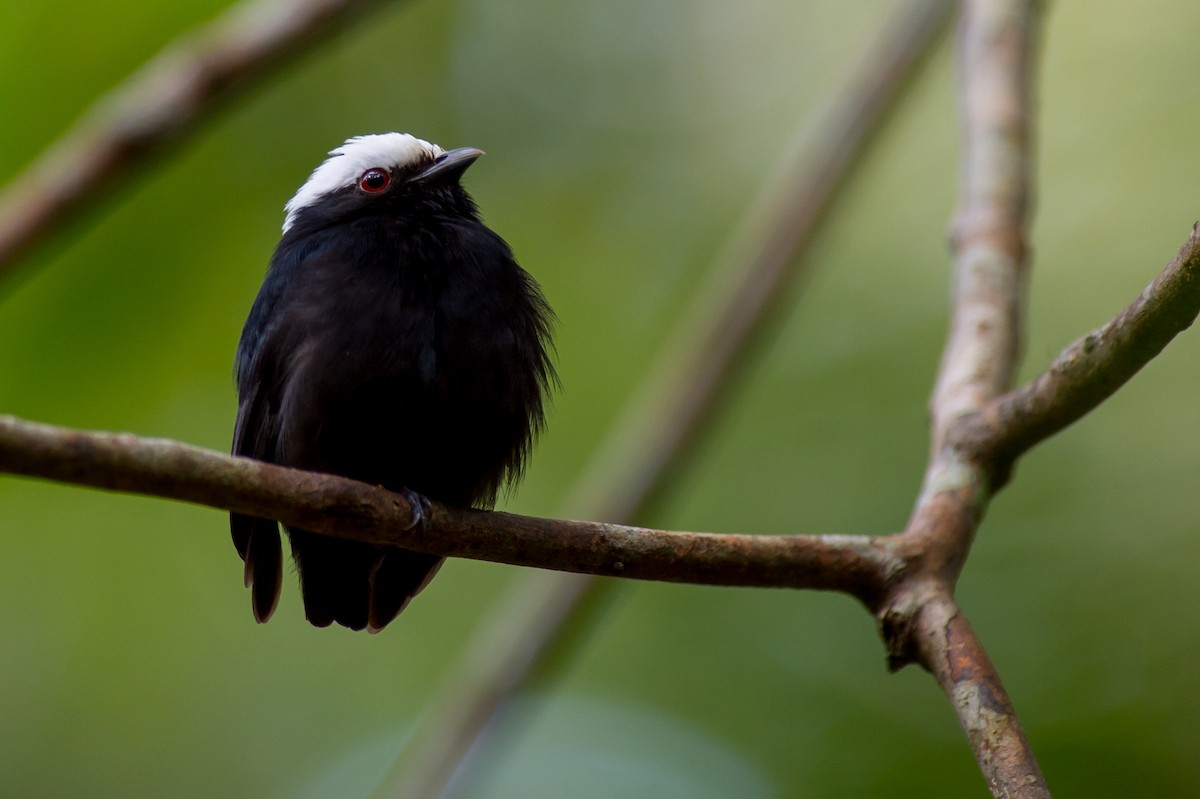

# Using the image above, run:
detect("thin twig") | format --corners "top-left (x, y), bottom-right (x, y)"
top-left (0, 414), bottom-right (897, 590)
top-left (375, 1), bottom-right (957, 796)
top-left (0, 0), bottom-right (398, 277)
top-left (958, 222), bottom-right (1200, 469)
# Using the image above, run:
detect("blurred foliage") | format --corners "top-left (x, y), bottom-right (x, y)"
top-left (1, 0), bottom-right (1199, 797)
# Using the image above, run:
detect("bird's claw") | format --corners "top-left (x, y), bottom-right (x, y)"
top-left (399, 488), bottom-right (432, 531)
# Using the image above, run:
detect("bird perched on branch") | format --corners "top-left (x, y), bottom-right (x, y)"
top-left (230, 133), bottom-right (555, 632)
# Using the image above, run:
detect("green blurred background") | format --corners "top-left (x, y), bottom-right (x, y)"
top-left (2, 0), bottom-right (1199, 796)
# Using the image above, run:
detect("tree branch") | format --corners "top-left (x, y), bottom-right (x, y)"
top-left (893, 0), bottom-right (1043, 654)
top-left (0, 0), bottom-right (399, 278)
top-left (0, 414), bottom-right (899, 592)
top-left (931, 0), bottom-right (1037, 447)
top-left (913, 593), bottom-right (1050, 799)
top-left (886, 1), bottom-right (1053, 797)
top-left (958, 222), bottom-right (1200, 470)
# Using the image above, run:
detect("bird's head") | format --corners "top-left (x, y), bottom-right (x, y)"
top-left (281, 133), bottom-right (484, 235)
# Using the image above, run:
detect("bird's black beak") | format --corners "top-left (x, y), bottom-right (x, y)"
top-left (414, 147), bottom-right (485, 184)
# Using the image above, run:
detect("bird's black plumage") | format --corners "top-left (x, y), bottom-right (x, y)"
top-left (231, 133), bottom-right (555, 632)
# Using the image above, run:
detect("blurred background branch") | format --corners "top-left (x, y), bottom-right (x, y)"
top-left (0, 0), bottom-right (399, 280)
top-left (375, 1), bottom-right (955, 796)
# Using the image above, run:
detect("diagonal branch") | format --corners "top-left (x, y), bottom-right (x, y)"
top-left (374, 1), bottom-right (958, 796)
top-left (958, 222), bottom-right (1200, 470)
top-left (562, 0), bottom-right (959, 523)
top-left (0, 0), bottom-right (400, 278)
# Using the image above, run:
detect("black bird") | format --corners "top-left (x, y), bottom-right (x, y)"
top-left (231, 133), bottom-right (555, 632)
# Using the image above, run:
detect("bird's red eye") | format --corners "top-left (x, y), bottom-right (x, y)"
top-left (359, 168), bottom-right (390, 193)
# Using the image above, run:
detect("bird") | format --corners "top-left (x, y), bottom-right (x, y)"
top-left (230, 132), bottom-right (555, 632)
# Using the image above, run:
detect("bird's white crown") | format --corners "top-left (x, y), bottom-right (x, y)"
top-left (282, 133), bottom-right (445, 233)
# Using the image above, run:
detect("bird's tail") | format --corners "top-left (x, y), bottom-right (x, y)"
top-left (288, 530), bottom-right (443, 632)
top-left (231, 513), bottom-right (283, 623)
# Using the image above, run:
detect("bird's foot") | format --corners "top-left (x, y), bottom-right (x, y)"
top-left (399, 487), bottom-right (432, 531)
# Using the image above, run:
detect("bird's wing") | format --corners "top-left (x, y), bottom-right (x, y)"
top-left (230, 318), bottom-right (285, 624)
